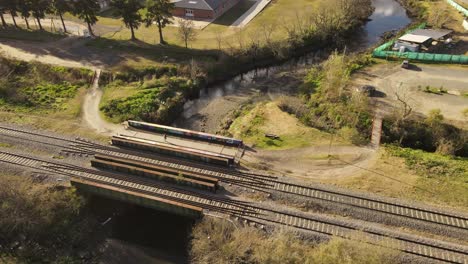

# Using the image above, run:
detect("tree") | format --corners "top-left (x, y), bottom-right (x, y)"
top-left (51, 0), bottom-right (70, 33)
top-left (17, 0), bottom-right (31, 29)
top-left (111, 0), bottom-right (143, 40)
top-left (1, 0), bottom-right (19, 28)
top-left (177, 18), bottom-right (196, 48)
top-left (145, 0), bottom-right (173, 44)
top-left (0, 4), bottom-right (8, 28)
top-left (29, 0), bottom-right (49, 30)
top-left (72, 0), bottom-right (100, 36)
top-left (214, 29), bottom-right (223, 51)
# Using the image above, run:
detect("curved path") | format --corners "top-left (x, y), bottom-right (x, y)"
top-left (82, 69), bottom-right (125, 135)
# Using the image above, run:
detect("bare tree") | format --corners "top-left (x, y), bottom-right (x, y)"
top-left (261, 22), bottom-right (276, 47)
top-left (234, 27), bottom-right (244, 50)
top-left (214, 29), bottom-right (223, 51)
top-left (177, 19), bottom-right (197, 48)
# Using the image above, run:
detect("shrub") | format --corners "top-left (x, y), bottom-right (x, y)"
top-left (190, 217), bottom-right (399, 264)
top-left (101, 76), bottom-right (197, 124)
top-left (0, 174), bottom-right (99, 263)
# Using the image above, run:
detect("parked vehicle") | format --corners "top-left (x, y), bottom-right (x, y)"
top-left (401, 60), bottom-right (410, 69)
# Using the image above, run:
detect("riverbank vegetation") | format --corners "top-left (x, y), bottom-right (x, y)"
top-left (266, 53), bottom-right (374, 145)
top-left (0, 174), bottom-right (101, 263)
top-left (88, 0), bottom-right (373, 81)
top-left (190, 217), bottom-right (399, 264)
top-left (100, 65), bottom-right (201, 123)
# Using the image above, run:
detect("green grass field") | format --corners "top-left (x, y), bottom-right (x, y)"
top-left (90, 0), bottom-right (320, 49)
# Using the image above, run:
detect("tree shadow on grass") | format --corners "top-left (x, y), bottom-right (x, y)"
top-left (0, 27), bottom-right (66, 42)
top-left (87, 38), bottom-right (222, 64)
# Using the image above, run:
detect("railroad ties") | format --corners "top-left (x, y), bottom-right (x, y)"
top-left (272, 181), bottom-right (468, 231)
top-left (1, 125), bottom-right (468, 263)
top-left (0, 150), bottom-right (259, 219)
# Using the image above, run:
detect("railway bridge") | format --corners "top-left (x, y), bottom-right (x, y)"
top-left (0, 123), bottom-right (468, 263)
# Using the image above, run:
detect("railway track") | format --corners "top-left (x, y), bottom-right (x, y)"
top-left (268, 180), bottom-right (468, 231)
top-left (235, 208), bottom-right (468, 264)
top-left (1, 150), bottom-right (468, 263)
top-left (0, 150), bottom-right (256, 216)
top-left (69, 142), bottom-right (274, 190)
top-left (67, 140), bottom-right (468, 231)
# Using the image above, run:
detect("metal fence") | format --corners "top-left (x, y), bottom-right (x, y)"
top-left (372, 23), bottom-right (468, 64)
top-left (446, 0), bottom-right (468, 17)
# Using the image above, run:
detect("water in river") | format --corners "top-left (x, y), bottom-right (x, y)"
top-left (174, 0), bottom-right (412, 131)
top-left (97, 0), bottom-right (411, 262)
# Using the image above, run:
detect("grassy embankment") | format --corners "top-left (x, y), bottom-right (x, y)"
top-left (0, 174), bottom-right (101, 263)
top-left (0, 57), bottom-right (104, 139)
top-left (190, 217), bottom-right (399, 264)
top-left (99, 65), bottom-right (200, 124)
top-left (228, 101), bottom-right (350, 150)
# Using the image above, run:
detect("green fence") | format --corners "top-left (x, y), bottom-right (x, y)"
top-left (446, 0), bottom-right (468, 17)
top-left (372, 23), bottom-right (468, 64)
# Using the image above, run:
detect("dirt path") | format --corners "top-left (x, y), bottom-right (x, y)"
top-left (0, 39), bottom-right (96, 68)
top-left (243, 145), bottom-right (377, 179)
top-left (82, 69), bottom-right (125, 135)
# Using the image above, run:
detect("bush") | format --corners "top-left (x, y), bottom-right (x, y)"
top-left (382, 116), bottom-right (468, 157)
top-left (0, 57), bottom-right (92, 110)
top-left (299, 53), bottom-right (373, 141)
top-left (113, 65), bottom-right (178, 82)
top-left (386, 145), bottom-right (468, 179)
top-left (101, 76), bottom-right (198, 124)
top-left (0, 174), bottom-right (99, 263)
top-left (190, 217), bottom-right (399, 264)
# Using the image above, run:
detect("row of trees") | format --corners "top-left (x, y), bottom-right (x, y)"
top-left (0, 0), bottom-right (175, 43)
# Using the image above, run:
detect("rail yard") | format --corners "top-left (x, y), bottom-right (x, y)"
top-left (0, 123), bottom-right (467, 263)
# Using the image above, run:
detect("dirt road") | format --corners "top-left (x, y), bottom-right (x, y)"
top-left (353, 63), bottom-right (468, 123)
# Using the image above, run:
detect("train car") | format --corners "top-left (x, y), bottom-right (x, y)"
top-left (111, 135), bottom-right (235, 167)
top-left (94, 154), bottom-right (219, 188)
top-left (127, 120), bottom-right (243, 147)
top-left (91, 159), bottom-right (217, 193)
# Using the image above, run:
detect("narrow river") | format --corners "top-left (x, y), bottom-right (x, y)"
top-left (174, 0), bottom-right (411, 132)
top-left (98, 1), bottom-right (411, 262)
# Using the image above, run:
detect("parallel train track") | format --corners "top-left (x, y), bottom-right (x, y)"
top-left (69, 140), bottom-right (468, 231)
top-left (0, 150), bottom-right (255, 216)
top-left (1, 150), bottom-right (467, 263)
top-left (2, 126), bottom-right (468, 262)
top-left (1, 125), bottom-right (467, 230)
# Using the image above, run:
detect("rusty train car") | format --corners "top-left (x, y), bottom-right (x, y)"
top-left (91, 155), bottom-right (218, 193)
top-left (127, 120), bottom-right (243, 147)
top-left (111, 135), bottom-right (235, 167)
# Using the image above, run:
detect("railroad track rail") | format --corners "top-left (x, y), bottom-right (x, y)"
top-left (68, 141), bottom-right (468, 231)
top-left (69, 143), bottom-right (274, 191)
top-left (1, 150), bottom-right (468, 263)
top-left (0, 150), bottom-right (257, 216)
top-left (0, 125), bottom-right (76, 145)
top-left (236, 207), bottom-right (468, 264)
